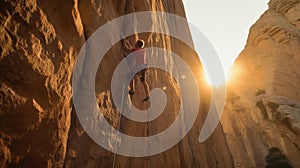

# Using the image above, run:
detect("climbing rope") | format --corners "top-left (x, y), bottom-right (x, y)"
top-left (112, 84), bottom-right (126, 168)
top-left (112, 4), bottom-right (137, 167)
top-left (112, 2), bottom-right (152, 167)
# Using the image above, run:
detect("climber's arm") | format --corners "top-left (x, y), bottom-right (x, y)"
top-left (123, 38), bottom-right (133, 52)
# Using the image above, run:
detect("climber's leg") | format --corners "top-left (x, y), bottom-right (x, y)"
top-left (140, 69), bottom-right (150, 102)
top-left (129, 76), bottom-right (136, 95)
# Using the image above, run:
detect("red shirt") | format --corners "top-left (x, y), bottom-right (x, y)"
top-left (131, 48), bottom-right (146, 65)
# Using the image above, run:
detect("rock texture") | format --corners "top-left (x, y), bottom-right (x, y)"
top-left (222, 0), bottom-right (300, 167)
top-left (3, 0), bottom-right (299, 167)
top-left (0, 0), bottom-right (234, 167)
top-left (0, 0), bottom-right (83, 167)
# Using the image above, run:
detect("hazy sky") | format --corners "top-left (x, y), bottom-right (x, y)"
top-left (182, 0), bottom-right (269, 77)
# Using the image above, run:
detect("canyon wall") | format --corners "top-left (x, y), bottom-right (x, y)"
top-left (0, 0), bottom-right (233, 167)
top-left (222, 0), bottom-right (300, 167)
top-left (2, 0), bottom-right (299, 167)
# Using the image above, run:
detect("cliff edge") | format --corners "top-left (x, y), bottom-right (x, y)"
top-left (222, 0), bottom-right (300, 167)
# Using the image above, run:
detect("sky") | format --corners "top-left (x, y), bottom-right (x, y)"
top-left (182, 0), bottom-right (269, 80)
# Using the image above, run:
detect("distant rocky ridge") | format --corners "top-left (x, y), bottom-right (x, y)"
top-left (222, 0), bottom-right (300, 167)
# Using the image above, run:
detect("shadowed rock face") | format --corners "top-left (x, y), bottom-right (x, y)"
top-left (2, 0), bottom-right (298, 167)
top-left (0, 0), bottom-right (234, 167)
top-left (222, 0), bottom-right (300, 167)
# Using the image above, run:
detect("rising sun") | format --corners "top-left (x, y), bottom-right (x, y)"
top-left (203, 65), bottom-right (233, 87)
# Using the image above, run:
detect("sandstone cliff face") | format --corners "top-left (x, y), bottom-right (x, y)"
top-left (0, 0), bottom-right (83, 167)
top-left (4, 0), bottom-right (299, 167)
top-left (0, 0), bottom-right (234, 167)
top-left (222, 0), bottom-right (300, 167)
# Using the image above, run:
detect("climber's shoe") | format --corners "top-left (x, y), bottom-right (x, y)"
top-left (143, 96), bottom-right (150, 102)
top-left (128, 90), bottom-right (135, 95)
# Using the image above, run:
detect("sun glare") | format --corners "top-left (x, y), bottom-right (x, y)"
top-left (203, 65), bottom-right (233, 87)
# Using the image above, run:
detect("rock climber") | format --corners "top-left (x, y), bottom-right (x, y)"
top-left (122, 37), bottom-right (150, 102)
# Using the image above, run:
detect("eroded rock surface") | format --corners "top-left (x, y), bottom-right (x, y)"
top-left (222, 0), bottom-right (300, 167)
top-left (0, 0), bottom-right (233, 167)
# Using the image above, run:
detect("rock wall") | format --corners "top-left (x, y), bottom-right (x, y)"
top-left (0, 0), bottom-right (83, 167)
top-left (4, 0), bottom-right (299, 167)
top-left (0, 0), bottom-right (234, 167)
top-left (222, 0), bottom-right (300, 167)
